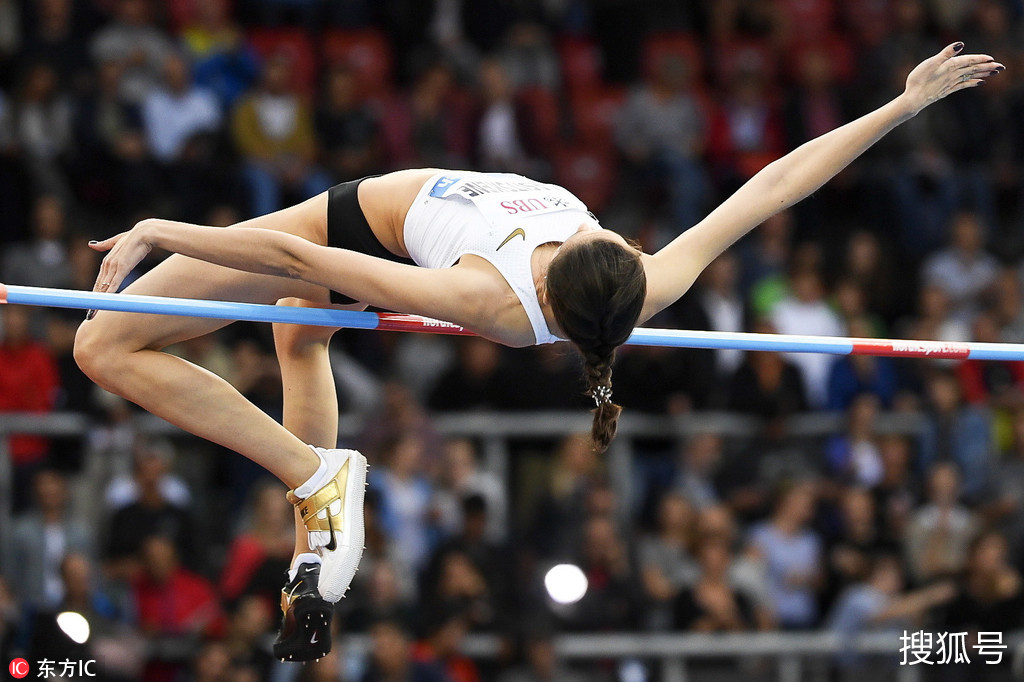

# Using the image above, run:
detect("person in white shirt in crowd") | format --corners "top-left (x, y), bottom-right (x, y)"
top-left (922, 211), bottom-right (998, 322)
top-left (142, 53), bottom-right (221, 164)
top-left (90, 0), bottom-right (174, 104)
top-left (770, 263), bottom-right (843, 408)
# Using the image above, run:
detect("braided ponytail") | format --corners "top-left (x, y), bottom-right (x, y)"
top-left (582, 347), bottom-right (621, 452)
top-left (546, 237), bottom-right (646, 454)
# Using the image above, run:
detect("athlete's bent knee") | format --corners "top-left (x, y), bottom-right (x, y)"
top-left (73, 321), bottom-right (127, 389)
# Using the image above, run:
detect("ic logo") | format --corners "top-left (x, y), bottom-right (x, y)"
top-left (9, 658), bottom-right (29, 678)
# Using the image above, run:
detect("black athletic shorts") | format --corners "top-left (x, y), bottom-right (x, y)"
top-left (327, 177), bottom-right (415, 304)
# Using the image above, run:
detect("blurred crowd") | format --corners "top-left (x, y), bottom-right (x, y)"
top-left (4, 0), bottom-right (1024, 680)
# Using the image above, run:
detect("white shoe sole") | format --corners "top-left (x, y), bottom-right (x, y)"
top-left (315, 448), bottom-right (368, 603)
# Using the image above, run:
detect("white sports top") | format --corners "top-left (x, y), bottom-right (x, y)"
top-left (403, 171), bottom-right (597, 345)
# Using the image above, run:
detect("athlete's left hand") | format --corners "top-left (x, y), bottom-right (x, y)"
top-left (899, 42), bottom-right (1004, 115)
top-left (87, 221), bottom-right (155, 294)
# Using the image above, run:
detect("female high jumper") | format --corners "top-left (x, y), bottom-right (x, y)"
top-left (75, 44), bottom-right (1000, 660)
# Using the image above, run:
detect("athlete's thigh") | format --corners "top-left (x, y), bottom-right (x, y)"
top-left (88, 194), bottom-right (333, 351)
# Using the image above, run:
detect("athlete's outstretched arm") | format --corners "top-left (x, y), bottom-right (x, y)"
top-left (641, 43), bottom-right (1002, 319)
top-left (88, 219), bottom-right (492, 328)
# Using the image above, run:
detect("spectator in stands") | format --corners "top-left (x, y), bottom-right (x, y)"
top-left (748, 481), bottom-right (823, 629)
top-left (923, 212), bottom-right (998, 322)
top-left (370, 433), bottom-right (439, 573)
top-left (840, 231), bottom-right (899, 323)
top-left (987, 408), bottom-right (1024, 566)
top-left (674, 537), bottom-right (762, 631)
top-left (413, 608), bottom-right (481, 682)
top-left (471, 58), bottom-right (539, 176)
top-left (532, 434), bottom-right (602, 556)
top-left (105, 439), bottom-right (199, 577)
top-left (429, 336), bottom-right (516, 411)
top-left (822, 487), bottom-right (898, 611)
top-left (181, 0), bottom-right (260, 109)
top-left (897, 285), bottom-right (970, 370)
top-left (219, 479), bottom-right (293, 606)
top-left (142, 53), bottom-right (221, 166)
top-left (379, 61), bottom-right (472, 170)
top-left (615, 52), bottom-right (708, 234)
top-left (827, 555), bottom-right (954, 669)
top-left (105, 436), bottom-right (191, 510)
top-left (673, 433), bottom-right (724, 510)
top-left (990, 269), bottom-right (1024, 343)
top-left (0, 305), bottom-right (60, 509)
top-left (222, 596), bottom-right (274, 678)
top-left (823, 395), bottom-right (884, 488)
top-left (4, 469), bottom-right (93, 609)
top-left (956, 311), bottom-right (1024, 408)
top-left (2, 194), bottom-right (72, 290)
top-left (231, 51), bottom-right (331, 217)
top-left (17, 0), bottom-right (89, 89)
top-left (70, 58), bottom-right (153, 214)
top-left (497, 23), bottom-right (560, 91)
top-left (905, 463), bottom-right (979, 584)
top-left (872, 435), bottom-right (919, 544)
top-left (432, 438), bottom-right (507, 541)
top-left (943, 530), bottom-right (1024, 633)
top-left (563, 516), bottom-right (641, 631)
top-left (783, 44), bottom-right (848, 149)
top-left (425, 550), bottom-right (498, 632)
top-left (362, 619), bottom-right (447, 682)
top-left (707, 60), bottom-right (784, 189)
top-left (693, 254), bottom-right (745, 378)
top-left (639, 492), bottom-right (699, 629)
top-left (728, 320), bottom-right (808, 419)
top-left (498, 632), bottom-right (589, 682)
top-left (133, 536), bottom-right (225, 682)
top-left (90, 0), bottom-right (174, 104)
top-left (739, 210), bottom-right (793, 306)
top-left (315, 66), bottom-right (381, 182)
top-left (919, 370), bottom-right (993, 502)
top-left (342, 558), bottom-right (416, 632)
top-left (12, 62), bottom-right (73, 195)
top-left (826, 318), bottom-right (898, 411)
top-left (771, 264), bottom-right (843, 408)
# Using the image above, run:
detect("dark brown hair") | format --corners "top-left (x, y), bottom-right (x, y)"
top-left (546, 238), bottom-right (646, 452)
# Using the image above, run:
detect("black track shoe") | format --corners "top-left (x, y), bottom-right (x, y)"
top-left (272, 562), bottom-right (333, 662)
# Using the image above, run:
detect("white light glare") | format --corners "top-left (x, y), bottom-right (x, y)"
top-left (544, 563), bottom-right (588, 605)
top-left (57, 611), bottom-right (90, 644)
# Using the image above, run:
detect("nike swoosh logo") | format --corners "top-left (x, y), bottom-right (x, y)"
top-left (496, 228), bottom-right (526, 251)
top-left (310, 632), bottom-right (319, 644)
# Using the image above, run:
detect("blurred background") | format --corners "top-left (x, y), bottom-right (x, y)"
top-left (2, 0), bottom-right (1024, 680)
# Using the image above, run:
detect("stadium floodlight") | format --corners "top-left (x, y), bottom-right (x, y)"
top-left (544, 563), bottom-right (588, 605)
top-left (56, 611), bottom-right (90, 644)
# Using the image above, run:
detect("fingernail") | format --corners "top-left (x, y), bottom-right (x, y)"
top-left (85, 309), bottom-right (96, 321)
top-left (953, 42), bottom-right (964, 52)
top-left (88, 240), bottom-right (98, 245)
top-left (995, 66), bottom-right (1006, 72)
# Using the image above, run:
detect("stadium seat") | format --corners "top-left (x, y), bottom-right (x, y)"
top-left (642, 32), bottom-right (704, 83)
top-left (787, 34), bottom-right (855, 84)
top-left (711, 38), bottom-right (778, 86)
top-left (568, 87), bottom-right (625, 148)
top-left (558, 37), bottom-right (604, 93)
top-left (322, 29), bottom-right (394, 97)
top-left (516, 86), bottom-right (562, 149)
top-left (553, 146), bottom-right (617, 214)
top-left (247, 28), bottom-right (318, 95)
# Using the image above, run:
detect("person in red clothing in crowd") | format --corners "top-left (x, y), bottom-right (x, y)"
top-left (956, 311), bottom-right (1024, 408)
top-left (0, 304), bottom-right (60, 510)
top-left (707, 61), bottom-right (785, 191)
top-left (134, 535), bottom-right (225, 682)
top-left (412, 608), bottom-right (481, 682)
top-left (220, 479), bottom-right (295, 607)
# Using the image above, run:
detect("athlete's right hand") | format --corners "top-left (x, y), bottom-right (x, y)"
top-left (88, 220), bottom-right (155, 294)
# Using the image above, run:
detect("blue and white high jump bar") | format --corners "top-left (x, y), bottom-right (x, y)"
top-left (3, 283), bottom-right (1022, 361)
